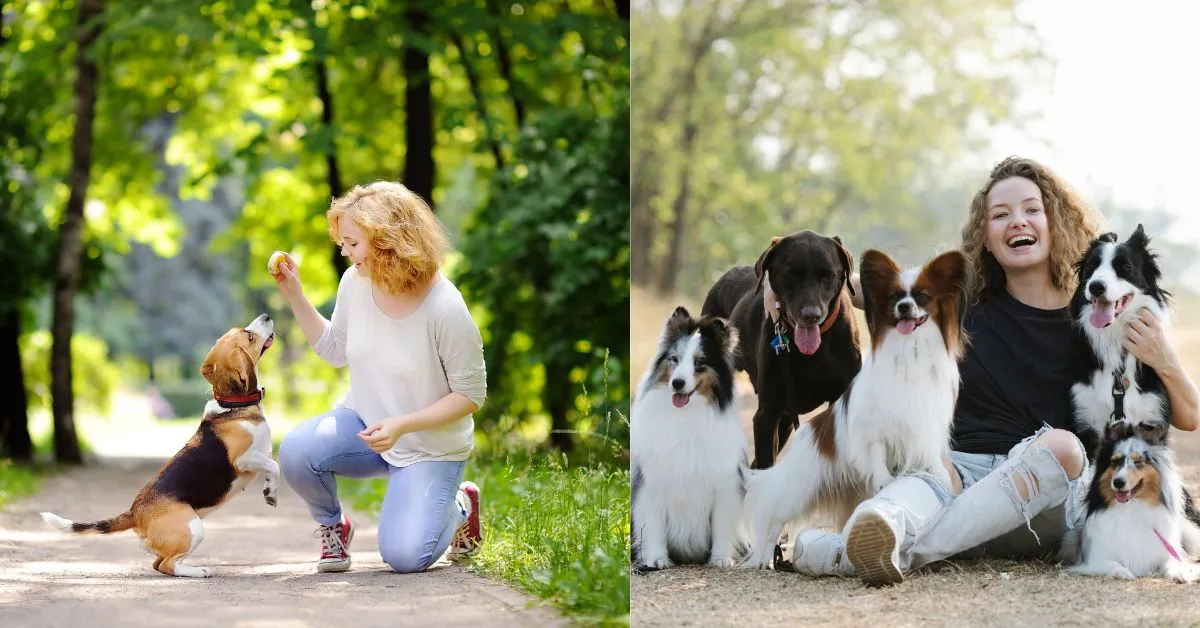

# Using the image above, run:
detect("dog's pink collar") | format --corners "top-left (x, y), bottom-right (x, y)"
top-left (1154, 528), bottom-right (1183, 562)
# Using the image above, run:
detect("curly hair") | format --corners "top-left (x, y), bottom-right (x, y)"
top-left (960, 156), bottom-right (1105, 303)
top-left (327, 181), bottom-right (449, 295)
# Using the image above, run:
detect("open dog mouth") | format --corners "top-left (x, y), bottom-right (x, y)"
top-left (1089, 293), bottom-right (1134, 328)
top-left (896, 315), bottom-right (929, 336)
top-left (671, 390), bottom-right (693, 408)
top-left (1113, 479), bottom-right (1143, 504)
top-left (260, 333), bottom-right (275, 356)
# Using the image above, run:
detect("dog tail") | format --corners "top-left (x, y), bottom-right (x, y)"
top-left (41, 510), bottom-right (135, 535)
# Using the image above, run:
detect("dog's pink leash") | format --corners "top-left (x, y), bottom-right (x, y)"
top-left (1154, 528), bottom-right (1183, 562)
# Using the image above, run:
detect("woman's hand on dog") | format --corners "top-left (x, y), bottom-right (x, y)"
top-left (1124, 307), bottom-right (1178, 373)
top-left (358, 418), bottom-right (405, 453)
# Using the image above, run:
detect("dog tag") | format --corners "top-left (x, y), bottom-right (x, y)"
top-left (771, 332), bottom-right (790, 355)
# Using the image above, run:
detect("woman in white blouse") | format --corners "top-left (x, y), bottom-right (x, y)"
top-left (273, 181), bottom-right (487, 574)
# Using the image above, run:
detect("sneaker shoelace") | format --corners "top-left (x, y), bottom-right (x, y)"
top-left (316, 524), bottom-right (347, 559)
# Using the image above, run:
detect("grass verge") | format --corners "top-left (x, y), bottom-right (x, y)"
top-left (340, 452), bottom-right (630, 625)
top-left (0, 459), bottom-right (43, 510)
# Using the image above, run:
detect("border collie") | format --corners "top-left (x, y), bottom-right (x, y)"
top-left (1068, 225), bottom-right (1173, 454)
top-left (741, 249), bottom-right (966, 569)
top-left (631, 306), bottom-right (747, 570)
top-left (1061, 421), bottom-right (1200, 581)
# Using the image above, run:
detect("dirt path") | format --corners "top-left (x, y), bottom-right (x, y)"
top-left (631, 378), bottom-right (1200, 627)
top-left (0, 455), bottom-right (563, 627)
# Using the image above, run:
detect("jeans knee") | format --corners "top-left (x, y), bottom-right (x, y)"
top-left (1036, 429), bottom-right (1085, 480)
top-left (278, 428), bottom-right (313, 480)
top-left (379, 537), bottom-right (433, 574)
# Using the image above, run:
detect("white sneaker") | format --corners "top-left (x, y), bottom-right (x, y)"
top-left (845, 510), bottom-right (903, 587)
top-left (791, 529), bottom-right (856, 577)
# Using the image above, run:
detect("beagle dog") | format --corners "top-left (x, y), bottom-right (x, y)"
top-left (41, 314), bottom-right (279, 578)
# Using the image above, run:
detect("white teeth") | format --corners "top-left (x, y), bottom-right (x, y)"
top-left (1007, 235), bottom-right (1036, 247)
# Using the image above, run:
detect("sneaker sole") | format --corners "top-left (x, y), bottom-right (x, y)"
top-left (845, 512), bottom-right (903, 587)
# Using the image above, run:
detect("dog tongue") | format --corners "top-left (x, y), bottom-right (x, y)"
top-left (897, 319), bottom-right (918, 335)
top-left (672, 393), bottom-right (689, 408)
top-left (1116, 490), bottom-right (1132, 504)
top-left (1090, 300), bottom-right (1116, 328)
top-left (794, 324), bottom-right (821, 355)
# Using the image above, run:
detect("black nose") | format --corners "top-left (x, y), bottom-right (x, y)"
top-left (1113, 477), bottom-right (1126, 490)
top-left (1088, 282), bottom-right (1106, 298)
top-left (799, 306), bottom-right (822, 325)
top-left (671, 378), bottom-right (685, 392)
top-left (262, 313), bottom-right (271, 322)
top-left (897, 302), bottom-right (912, 316)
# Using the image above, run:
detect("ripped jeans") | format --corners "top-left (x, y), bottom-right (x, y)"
top-left (903, 425), bottom-right (1092, 569)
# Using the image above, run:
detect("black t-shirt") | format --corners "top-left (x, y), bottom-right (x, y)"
top-left (950, 289), bottom-right (1076, 455)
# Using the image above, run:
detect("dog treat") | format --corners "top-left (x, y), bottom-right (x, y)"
top-left (268, 251), bottom-right (296, 275)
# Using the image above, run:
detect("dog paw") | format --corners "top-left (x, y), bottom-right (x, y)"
top-left (708, 555), bottom-right (738, 568)
top-left (263, 486), bottom-right (277, 507)
top-left (639, 556), bottom-right (673, 571)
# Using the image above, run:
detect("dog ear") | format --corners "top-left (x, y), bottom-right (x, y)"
top-left (923, 250), bottom-right (968, 297)
top-left (832, 236), bottom-right (855, 296)
top-left (754, 236), bottom-right (784, 283)
top-left (701, 316), bottom-right (739, 353)
top-left (201, 337), bottom-right (257, 396)
top-left (1099, 231), bottom-right (1118, 244)
top-left (858, 249), bottom-right (900, 335)
top-left (663, 306), bottom-right (694, 343)
top-left (1105, 420), bottom-right (1132, 443)
top-left (1135, 420), bottom-right (1169, 447)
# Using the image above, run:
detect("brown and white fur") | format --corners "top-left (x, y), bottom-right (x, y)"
top-left (631, 307), bottom-right (747, 570)
top-left (1061, 421), bottom-right (1200, 581)
top-left (741, 249), bottom-right (966, 568)
top-left (41, 314), bottom-right (278, 578)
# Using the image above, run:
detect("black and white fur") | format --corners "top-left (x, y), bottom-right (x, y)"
top-left (631, 306), bottom-right (747, 570)
top-left (1068, 225), bottom-right (1173, 456)
top-left (1061, 422), bottom-right (1200, 581)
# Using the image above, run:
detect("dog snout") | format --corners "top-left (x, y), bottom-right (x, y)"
top-left (671, 378), bottom-right (685, 392)
top-left (261, 313), bottom-right (271, 322)
top-left (799, 306), bottom-right (823, 325)
top-left (1088, 281), bottom-right (1106, 298)
top-left (1113, 476), bottom-right (1126, 490)
top-left (897, 301), bottom-right (912, 316)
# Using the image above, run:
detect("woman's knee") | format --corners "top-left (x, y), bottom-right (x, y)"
top-left (378, 535), bottom-right (434, 574)
top-left (1033, 429), bottom-right (1085, 480)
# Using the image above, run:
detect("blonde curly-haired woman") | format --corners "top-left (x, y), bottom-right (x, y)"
top-left (274, 181), bottom-right (487, 574)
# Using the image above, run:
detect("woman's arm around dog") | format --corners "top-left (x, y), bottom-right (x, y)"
top-left (1126, 307), bottom-right (1200, 431)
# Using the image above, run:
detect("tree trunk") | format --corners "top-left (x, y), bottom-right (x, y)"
top-left (314, 58), bottom-right (348, 278)
top-left (485, 0), bottom-right (525, 129)
top-left (657, 119), bottom-right (697, 295)
top-left (449, 31), bottom-right (505, 171)
top-left (545, 359), bottom-right (574, 452)
top-left (0, 310), bottom-right (33, 462)
top-left (402, 5), bottom-right (435, 206)
top-left (630, 176), bottom-right (658, 286)
top-left (50, 0), bottom-right (103, 465)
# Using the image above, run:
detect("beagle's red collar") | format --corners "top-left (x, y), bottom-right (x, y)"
top-left (215, 388), bottom-right (265, 409)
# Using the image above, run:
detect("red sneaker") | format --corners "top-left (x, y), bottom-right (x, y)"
top-left (449, 481), bottom-right (481, 558)
top-left (315, 512), bottom-right (354, 573)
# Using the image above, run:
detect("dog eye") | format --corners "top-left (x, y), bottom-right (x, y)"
top-left (667, 355), bottom-right (679, 365)
top-left (914, 293), bottom-right (931, 306)
top-left (1134, 459), bottom-right (1145, 467)
top-left (246, 331), bottom-right (256, 342)
top-left (694, 361), bottom-right (707, 371)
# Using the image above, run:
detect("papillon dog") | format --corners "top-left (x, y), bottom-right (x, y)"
top-left (741, 249), bottom-right (967, 568)
top-left (631, 306), bottom-right (748, 570)
top-left (1061, 421), bottom-right (1200, 581)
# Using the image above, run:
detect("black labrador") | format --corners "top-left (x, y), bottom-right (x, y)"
top-left (702, 230), bottom-right (862, 469)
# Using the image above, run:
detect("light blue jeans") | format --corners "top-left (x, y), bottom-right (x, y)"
top-left (278, 407), bottom-right (466, 573)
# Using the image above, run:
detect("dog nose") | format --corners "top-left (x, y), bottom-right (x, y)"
top-left (1088, 282), bottom-right (1106, 298)
top-left (897, 301), bottom-right (912, 316)
top-left (799, 306), bottom-right (822, 325)
top-left (671, 378), bottom-right (685, 392)
top-left (261, 313), bottom-right (271, 322)
top-left (1113, 477), bottom-right (1126, 490)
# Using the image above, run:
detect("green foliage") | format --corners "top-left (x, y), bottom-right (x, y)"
top-left (341, 452), bottom-right (630, 623)
top-left (457, 85), bottom-right (631, 446)
top-left (20, 331), bottom-right (122, 416)
top-left (632, 0), bottom-right (1050, 295)
top-left (0, 459), bottom-right (41, 510)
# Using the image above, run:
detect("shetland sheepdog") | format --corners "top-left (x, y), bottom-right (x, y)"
top-left (1061, 421), bottom-right (1200, 581)
top-left (741, 249), bottom-right (967, 568)
top-left (631, 306), bottom-right (747, 570)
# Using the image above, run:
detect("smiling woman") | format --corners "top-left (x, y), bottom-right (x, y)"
top-left (269, 181), bottom-right (487, 575)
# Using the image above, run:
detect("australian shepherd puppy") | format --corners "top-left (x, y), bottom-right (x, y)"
top-left (631, 306), bottom-right (747, 570)
top-left (1068, 224), bottom-right (1173, 454)
top-left (741, 249), bottom-right (966, 569)
top-left (1061, 421), bottom-right (1200, 581)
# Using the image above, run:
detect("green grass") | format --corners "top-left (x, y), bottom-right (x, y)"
top-left (340, 452), bottom-right (630, 625)
top-left (0, 458), bottom-right (43, 509)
